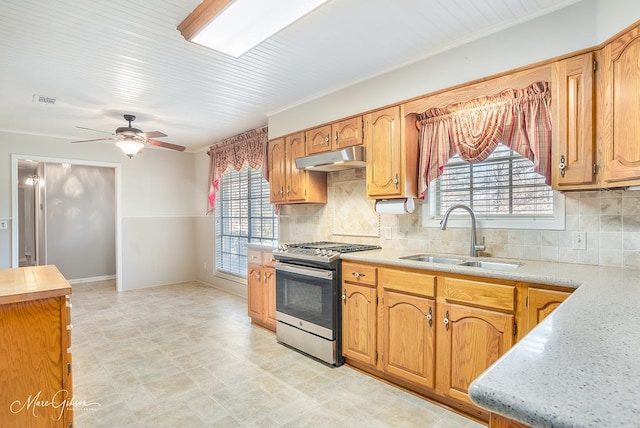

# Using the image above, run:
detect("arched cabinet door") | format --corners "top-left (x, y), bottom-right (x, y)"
top-left (381, 289), bottom-right (435, 388)
top-left (437, 303), bottom-right (514, 406)
top-left (602, 25), bottom-right (640, 186)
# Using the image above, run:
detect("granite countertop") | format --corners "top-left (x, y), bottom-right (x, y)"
top-left (0, 265), bottom-right (72, 305)
top-left (341, 249), bottom-right (640, 427)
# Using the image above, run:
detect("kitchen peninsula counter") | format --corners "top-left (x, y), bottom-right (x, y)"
top-left (341, 249), bottom-right (640, 427)
top-left (0, 264), bottom-right (72, 304)
top-left (0, 265), bottom-right (74, 426)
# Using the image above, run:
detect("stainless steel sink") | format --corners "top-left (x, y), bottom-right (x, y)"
top-left (458, 260), bottom-right (520, 270)
top-left (400, 254), bottom-right (464, 264)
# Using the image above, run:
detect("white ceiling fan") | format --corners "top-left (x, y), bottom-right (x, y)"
top-left (72, 114), bottom-right (186, 158)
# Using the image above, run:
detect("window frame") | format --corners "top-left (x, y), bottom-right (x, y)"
top-left (422, 146), bottom-right (565, 230)
top-left (214, 165), bottom-right (278, 277)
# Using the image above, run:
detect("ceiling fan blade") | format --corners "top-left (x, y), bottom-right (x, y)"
top-left (76, 126), bottom-right (113, 135)
top-left (142, 131), bottom-right (167, 138)
top-left (71, 137), bottom-right (114, 143)
top-left (146, 139), bottom-right (186, 152)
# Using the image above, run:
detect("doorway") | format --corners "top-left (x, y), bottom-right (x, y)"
top-left (11, 155), bottom-right (123, 291)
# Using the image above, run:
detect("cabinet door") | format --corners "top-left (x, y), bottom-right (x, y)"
top-left (437, 303), bottom-right (514, 405)
top-left (342, 282), bottom-right (377, 367)
top-left (528, 287), bottom-right (571, 330)
top-left (264, 267), bottom-right (277, 331)
top-left (334, 116), bottom-right (363, 150)
top-left (285, 132), bottom-right (307, 202)
top-left (552, 52), bottom-right (597, 189)
top-left (365, 106), bottom-right (403, 198)
top-left (268, 138), bottom-right (287, 203)
top-left (306, 124), bottom-right (332, 155)
top-left (602, 26), bottom-right (640, 185)
top-left (247, 264), bottom-right (264, 320)
top-left (382, 290), bottom-right (435, 388)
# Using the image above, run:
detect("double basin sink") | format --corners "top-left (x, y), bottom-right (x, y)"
top-left (400, 254), bottom-right (520, 271)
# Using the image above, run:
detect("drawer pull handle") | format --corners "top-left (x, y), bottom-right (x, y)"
top-left (352, 272), bottom-right (365, 278)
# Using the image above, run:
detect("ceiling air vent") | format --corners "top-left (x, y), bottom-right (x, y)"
top-left (32, 94), bottom-right (56, 105)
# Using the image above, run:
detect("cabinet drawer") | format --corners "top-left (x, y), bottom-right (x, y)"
top-left (442, 277), bottom-right (515, 312)
top-left (262, 251), bottom-right (277, 268)
top-left (342, 262), bottom-right (377, 286)
top-left (380, 268), bottom-right (435, 298)
top-left (248, 249), bottom-right (263, 265)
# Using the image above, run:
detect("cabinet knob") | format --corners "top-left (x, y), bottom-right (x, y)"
top-left (334, 131), bottom-right (339, 144)
top-left (255, 273), bottom-right (261, 280)
top-left (351, 272), bottom-right (365, 278)
top-left (393, 173), bottom-right (399, 189)
top-left (341, 288), bottom-right (347, 302)
top-left (325, 134), bottom-right (330, 143)
top-left (426, 307), bottom-right (433, 327)
top-left (443, 310), bottom-right (449, 331)
top-left (66, 324), bottom-right (73, 331)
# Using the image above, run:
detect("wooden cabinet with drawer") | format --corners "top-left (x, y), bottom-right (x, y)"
top-left (247, 247), bottom-right (277, 331)
top-left (341, 261), bottom-right (378, 368)
top-left (436, 276), bottom-right (516, 406)
top-left (380, 268), bottom-right (436, 388)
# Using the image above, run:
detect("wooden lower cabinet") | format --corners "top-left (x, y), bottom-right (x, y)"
top-left (436, 303), bottom-right (514, 405)
top-left (341, 262), bottom-right (574, 422)
top-left (382, 289), bottom-right (435, 388)
top-left (527, 287), bottom-right (572, 332)
top-left (247, 248), bottom-right (277, 331)
top-left (0, 266), bottom-right (73, 427)
top-left (341, 261), bottom-right (378, 367)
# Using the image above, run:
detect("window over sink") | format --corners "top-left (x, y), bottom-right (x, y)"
top-left (215, 165), bottom-right (278, 276)
top-left (424, 143), bottom-right (565, 230)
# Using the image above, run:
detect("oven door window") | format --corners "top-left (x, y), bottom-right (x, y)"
top-left (276, 265), bottom-right (335, 332)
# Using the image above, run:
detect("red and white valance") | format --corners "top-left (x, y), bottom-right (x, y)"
top-left (416, 81), bottom-right (552, 199)
top-left (206, 126), bottom-right (268, 213)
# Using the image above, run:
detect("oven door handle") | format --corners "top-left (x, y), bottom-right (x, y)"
top-left (275, 263), bottom-right (334, 281)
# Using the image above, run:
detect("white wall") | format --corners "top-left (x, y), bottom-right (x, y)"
top-left (268, 0), bottom-right (640, 138)
top-left (0, 131), bottom-right (200, 291)
top-left (45, 163), bottom-right (116, 280)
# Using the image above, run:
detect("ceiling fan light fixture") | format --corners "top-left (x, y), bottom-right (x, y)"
top-left (116, 140), bottom-right (144, 158)
top-left (179, 0), bottom-right (330, 57)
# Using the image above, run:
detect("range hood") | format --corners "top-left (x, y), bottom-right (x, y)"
top-left (295, 146), bottom-right (366, 172)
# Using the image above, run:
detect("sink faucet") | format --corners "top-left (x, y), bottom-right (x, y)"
top-left (440, 204), bottom-right (486, 257)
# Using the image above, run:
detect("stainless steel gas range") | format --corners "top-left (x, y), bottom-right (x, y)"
top-left (272, 241), bottom-right (380, 366)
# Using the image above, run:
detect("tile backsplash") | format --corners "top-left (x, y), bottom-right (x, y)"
top-left (279, 169), bottom-right (640, 268)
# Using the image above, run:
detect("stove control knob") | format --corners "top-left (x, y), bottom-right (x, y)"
top-left (326, 250), bottom-right (333, 256)
top-left (315, 248), bottom-right (322, 255)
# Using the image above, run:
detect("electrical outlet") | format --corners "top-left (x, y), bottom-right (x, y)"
top-left (384, 227), bottom-right (392, 240)
top-left (0, 220), bottom-right (7, 230)
top-left (572, 231), bottom-right (587, 250)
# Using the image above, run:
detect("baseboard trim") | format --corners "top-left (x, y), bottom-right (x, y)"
top-left (67, 274), bottom-right (117, 285)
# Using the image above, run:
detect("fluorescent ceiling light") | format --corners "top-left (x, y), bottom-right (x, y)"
top-left (179, 0), bottom-right (330, 57)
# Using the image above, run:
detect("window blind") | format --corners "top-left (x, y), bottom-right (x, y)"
top-left (215, 165), bottom-right (278, 276)
top-left (433, 144), bottom-right (553, 218)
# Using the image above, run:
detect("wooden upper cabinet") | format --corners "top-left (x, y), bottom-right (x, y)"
top-left (334, 116), bottom-right (363, 150)
top-left (285, 132), bottom-right (308, 202)
top-left (601, 24), bottom-right (640, 186)
top-left (365, 105), bottom-right (418, 199)
top-left (268, 137), bottom-right (287, 203)
top-left (267, 133), bottom-right (327, 204)
top-left (306, 117), bottom-right (363, 155)
top-left (306, 124), bottom-right (332, 154)
top-left (552, 52), bottom-right (598, 189)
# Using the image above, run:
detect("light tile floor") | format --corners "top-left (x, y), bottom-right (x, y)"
top-left (72, 280), bottom-right (486, 427)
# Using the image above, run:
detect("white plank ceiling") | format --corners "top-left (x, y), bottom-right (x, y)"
top-left (0, 0), bottom-right (582, 152)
